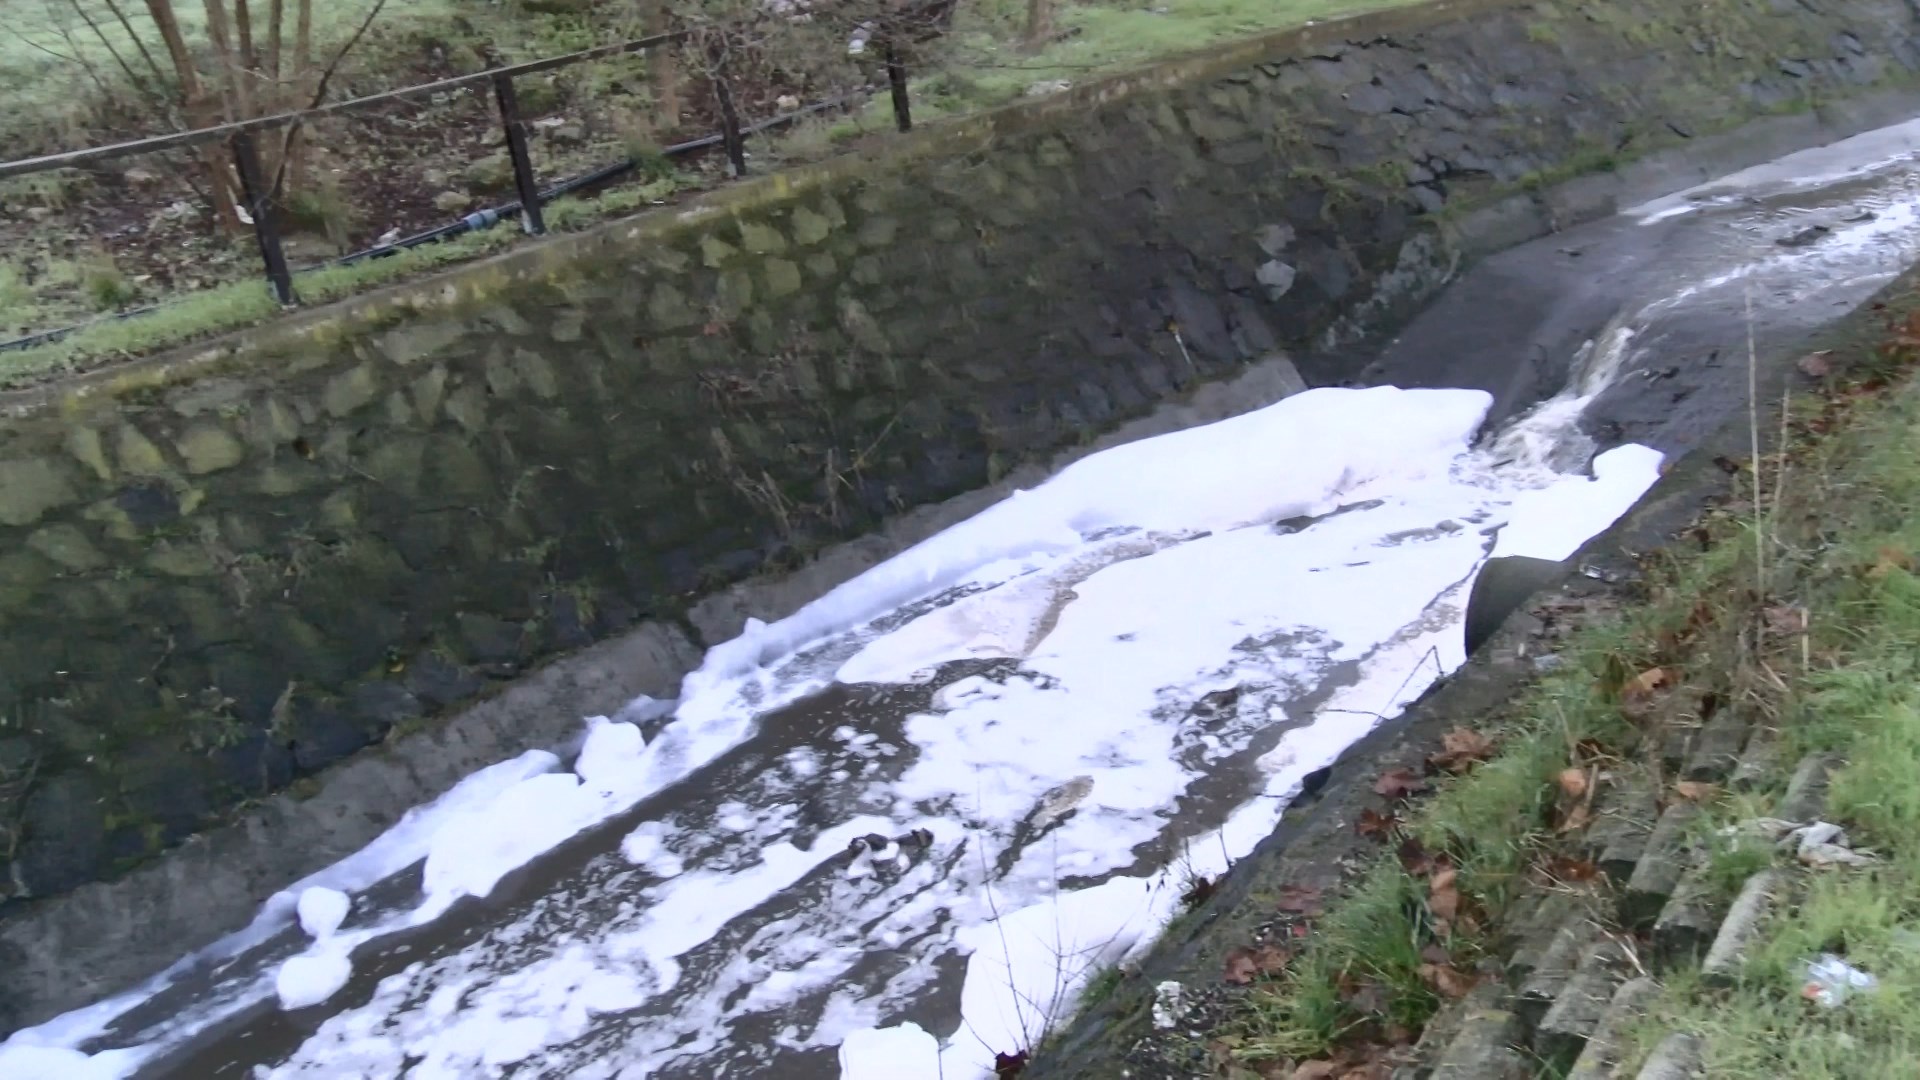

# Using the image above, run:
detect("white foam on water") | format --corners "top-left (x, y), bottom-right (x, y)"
top-left (0, 748), bottom-right (561, 1076)
top-left (273, 947), bottom-right (354, 1012)
top-left (295, 888), bottom-right (351, 941)
top-left (1, 381), bottom-right (1671, 1080)
top-left (1630, 115), bottom-right (1920, 224)
top-left (839, 1022), bottom-right (941, 1079)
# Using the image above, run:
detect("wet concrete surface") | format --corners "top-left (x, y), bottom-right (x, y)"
top-left (1365, 133), bottom-right (1920, 457)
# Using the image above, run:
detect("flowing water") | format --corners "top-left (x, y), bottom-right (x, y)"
top-left (12, 116), bottom-right (1920, 1080)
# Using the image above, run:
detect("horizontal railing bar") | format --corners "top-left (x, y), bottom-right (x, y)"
top-left (0, 29), bottom-right (689, 180)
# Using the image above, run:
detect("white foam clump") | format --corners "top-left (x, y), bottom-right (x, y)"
top-left (274, 947), bottom-right (354, 1011)
top-left (296, 887), bottom-right (351, 939)
top-left (0, 748), bottom-right (562, 1078)
top-left (631, 387), bottom-right (1495, 815)
top-left (838, 1021), bottom-right (940, 1079)
top-left (0, 1044), bottom-right (144, 1080)
top-left (716, 386), bottom-right (1489, 683)
top-left (420, 718), bottom-right (649, 905)
top-left (1493, 443), bottom-right (1665, 561)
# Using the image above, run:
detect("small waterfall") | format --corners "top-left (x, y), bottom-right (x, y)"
top-left (1470, 319), bottom-right (1639, 481)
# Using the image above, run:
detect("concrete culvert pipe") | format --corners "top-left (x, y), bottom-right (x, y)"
top-left (1464, 555), bottom-right (1569, 656)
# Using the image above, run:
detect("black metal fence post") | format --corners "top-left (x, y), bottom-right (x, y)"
top-left (709, 44), bottom-right (748, 177)
top-left (883, 40), bottom-right (911, 132)
top-left (230, 128), bottom-right (296, 306)
top-left (491, 71), bottom-right (547, 236)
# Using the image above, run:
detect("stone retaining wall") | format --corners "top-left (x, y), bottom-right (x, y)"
top-left (3, 0), bottom-right (1919, 986)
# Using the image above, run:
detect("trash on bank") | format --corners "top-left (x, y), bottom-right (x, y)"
top-left (1802, 954), bottom-right (1878, 1007)
top-left (1152, 980), bottom-right (1187, 1030)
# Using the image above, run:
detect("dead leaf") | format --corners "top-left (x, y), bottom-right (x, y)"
top-left (1355, 808), bottom-right (1397, 840)
top-left (1556, 800), bottom-right (1593, 834)
top-left (1428, 727), bottom-right (1495, 774)
top-left (1373, 767), bottom-right (1429, 800)
top-left (1276, 884), bottom-right (1325, 916)
top-left (1869, 545), bottom-right (1914, 579)
top-left (1291, 1063), bottom-right (1342, 1080)
top-left (1416, 961), bottom-right (1476, 999)
top-left (1673, 780), bottom-right (1720, 802)
top-left (994, 1049), bottom-right (1030, 1078)
top-left (1547, 854), bottom-right (1601, 882)
top-left (1797, 350), bottom-right (1834, 378)
top-left (1224, 948), bottom-right (1260, 985)
top-left (1764, 606), bottom-right (1809, 636)
top-left (1396, 836), bottom-right (1436, 877)
top-left (1556, 767), bottom-right (1590, 800)
top-left (1224, 943), bottom-right (1292, 985)
top-left (1340, 978), bottom-right (1391, 1015)
top-left (1181, 875), bottom-right (1217, 909)
top-left (1623, 666), bottom-right (1672, 703)
top-left (1427, 865), bottom-right (1461, 924)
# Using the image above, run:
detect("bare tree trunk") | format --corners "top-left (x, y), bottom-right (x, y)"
top-left (64, 0), bottom-right (164, 110)
top-left (101, 0), bottom-right (172, 91)
top-left (266, 0), bottom-right (284, 82)
top-left (640, 0), bottom-right (681, 129)
top-left (145, 0), bottom-right (244, 228)
top-left (289, 0), bottom-right (312, 189)
top-left (1023, 0), bottom-right (1054, 49)
top-left (201, 0), bottom-right (243, 121)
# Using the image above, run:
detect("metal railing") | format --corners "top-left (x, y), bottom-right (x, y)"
top-left (0, 15), bottom-right (927, 350)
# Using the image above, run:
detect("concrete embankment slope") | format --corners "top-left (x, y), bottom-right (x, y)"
top-left (7, 0), bottom-right (1920, 1035)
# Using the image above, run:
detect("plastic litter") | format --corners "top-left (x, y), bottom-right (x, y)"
top-left (1802, 954), bottom-right (1877, 1007)
top-left (1152, 981), bottom-right (1187, 1030)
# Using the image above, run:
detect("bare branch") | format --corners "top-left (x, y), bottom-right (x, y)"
top-left (65, 0), bottom-right (169, 113)
top-left (100, 0), bottom-right (173, 87)
top-left (268, 0), bottom-right (389, 199)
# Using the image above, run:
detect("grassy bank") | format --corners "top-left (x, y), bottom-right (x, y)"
top-left (1185, 293), bottom-right (1920, 1078)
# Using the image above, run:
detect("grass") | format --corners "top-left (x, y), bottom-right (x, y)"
top-left (1209, 291), bottom-right (1920, 1076)
top-left (1615, 342), bottom-right (1920, 1077)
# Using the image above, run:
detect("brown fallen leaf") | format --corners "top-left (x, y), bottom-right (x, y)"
top-left (1416, 960), bottom-right (1476, 999)
top-left (1547, 854), bottom-right (1601, 882)
top-left (1223, 947), bottom-right (1259, 985)
top-left (1764, 605), bottom-right (1809, 636)
top-left (1223, 943), bottom-right (1292, 985)
top-left (1355, 807), bottom-right (1398, 840)
top-left (1623, 666), bottom-right (1672, 703)
top-left (1797, 350), bottom-right (1834, 378)
top-left (1374, 767), bottom-right (1429, 800)
top-left (1556, 799), bottom-right (1593, 834)
top-left (1340, 977), bottom-right (1391, 1015)
top-left (1396, 836), bottom-right (1436, 877)
top-left (1276, 884), bottom-right (1326, 916)
top-left (1181, 874), bottom-right (1218, 909)
top-left (1556, 767), bottom-right (1590, 800)
top-left (1869, 545), bottom-right (1915, 579)
top-left (1673, 780), bottom-right (1720, 802)
top-left (1291, 1062), bottom-right (1342, 1080)
top-left (1428, 727), bottom-right (1495, 774)
top-left (1428, 865), bottom-right (1461, 924)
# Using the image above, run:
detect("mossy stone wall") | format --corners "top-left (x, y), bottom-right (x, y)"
top-left (2, 0), bottom-right (1917, 912)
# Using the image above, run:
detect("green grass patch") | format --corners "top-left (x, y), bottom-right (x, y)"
top-left (1621, 363), bottom-right (1920, 1077)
